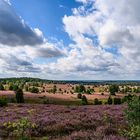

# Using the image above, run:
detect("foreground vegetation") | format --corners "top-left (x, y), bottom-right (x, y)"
top-left (0, 78), bottom-right (140, 140)
top-left (0, 104), bottom-right (128, 140)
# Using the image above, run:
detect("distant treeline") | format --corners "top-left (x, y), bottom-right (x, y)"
top-left (0, 77), bottom-right (140, 85)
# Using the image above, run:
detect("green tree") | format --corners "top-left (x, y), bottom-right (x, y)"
top-left (125, 96), bottom-right (140, 125)
top-left (81, 95), bottom-right (88, 105)
top-left (52, 85), bottom-right (57, 94)
top-left (124, 96), bottom-right (140, 139)
top-left (9, 85), bottom-right (13, 90)
top-left (94, 98), bottom-right (99, 105)
top-left (86, 89), bottom-right (91, 94)
top-left (109, 84), bottom-right (119, 95)
top-left (107, 96), bottom-right (112, 105)
top-left (15, 89), bottom-right (24, 103)
top-left (75, 85), bottom-right (86, 93)
top-left (29, 87), bottom-right (39, 93)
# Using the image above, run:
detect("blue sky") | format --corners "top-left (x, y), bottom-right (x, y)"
top-left (0, 0), bottom-right (140, 80)
top-left (10, 0), bottom-right (80, 46)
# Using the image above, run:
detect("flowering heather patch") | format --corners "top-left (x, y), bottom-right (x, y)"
top-left (0, 104), bottom-right (128, 140)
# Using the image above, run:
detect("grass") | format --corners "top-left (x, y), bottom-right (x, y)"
top-left (6, 96), bottom-right (83, 106)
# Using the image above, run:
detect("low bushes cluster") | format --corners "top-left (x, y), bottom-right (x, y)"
top-left (4, 117), bottom-right (37, 139)
top-left (76, 94), bottom-right (88, 105)
top-left (94, 97), bottom-right (122, 105)
top-left (29, 87), bottom-right (39, 93)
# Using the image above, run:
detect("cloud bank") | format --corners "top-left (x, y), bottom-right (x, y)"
top-left (0, 0), bottom-right (140, 80)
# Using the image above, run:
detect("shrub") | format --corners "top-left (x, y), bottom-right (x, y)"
top-left (3, 117), bottom-right (36, 139)
top-left (0, 84), bottom-right (4, 90)
top-left (98, 100), bottom-right (102, 105)
top-left (125, 96), bottom-right (140, 125)
top-left (86, 89), bottom-right (91, 94)
top-left (29, 87), bottom-right (39, 93)
top-left (75, 85), bottom-right (86, 93)
top-left (94, 98), bottom-right (98, 105)
top-left (101, 93), bottom-right (104, 95)
top-left (15, 89), bottom-right (24, 103)
top-left (77, 93), bottom-right (82, 99)
top-left (113, 98), bottom-right (121, 105)
top-left (122, 94), bottom-right (134, 103)
top-left (107, 96), bottom-right (112, 105)
top-left (52, 85), bottom-right (57, 94)
top-left (102, 100), bottom-right (108, 105)
top-left (81, 95), bottom-right (88, 105)
top-left (94, 98), bottom-right (102, 105)
top-left (125, 125), bottom-right (140, 140)
top-left (59, 88), bottom-right (62, 92)
top-left (109, 85), bottom-right (119, 95)
top-left (9, 85), bottom-right (13, 90)
top-left (123, 96), bottom-right (140, 139)
top-left (0, 97), bottom-right (8, 107)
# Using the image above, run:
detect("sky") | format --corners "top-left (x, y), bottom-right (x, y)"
top-left (0, 0), bottom-right (140, 80)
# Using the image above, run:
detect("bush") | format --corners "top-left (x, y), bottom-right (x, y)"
top-left (94, 98), bottom-right (99, 105)
top-left (0, 84), bottom-right (4, 90)
top-left (98, 100), bottom-right (102, 105)
top-left (9, 85), bottom-right (13, 90)
top-left (43, 99), bottom-right (50, 104)
top-left (29, 87), bottom-right (39, 93)
top-left (77, 93), bottom-right (82, 99)
top-left (86, 89), bottom-right (91, 94)
top-left (113, 98), bottom-right (121, 105)
top-left (52, 85), bottom-right (57, 94)
top-left (122, 94), bottom-right (134, 103)
top-left (0, 97), bottom-right (8, 107)
top-left (126, 125), bottom-right (140, 140)
top-left (94, 98), bottom-right (102, 105)
top-left (109, 84), bottom-right (119, 95)
top-left (123, 96), bottom-right (140, 139)
top-left (101, 93), bottom-right (104, 95)
top-left (15, 89), bottom-right (24, 103)
top-left (107, 96), bottom-right (112, 105)
top-left (125, 96), bottom-right (140, 125)
top-left (81, 95), bottom-right (88, 105)
top-left (75, 85), bottom-right (86, 93)
top-left (3, 117), bottom-right (36, 139)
